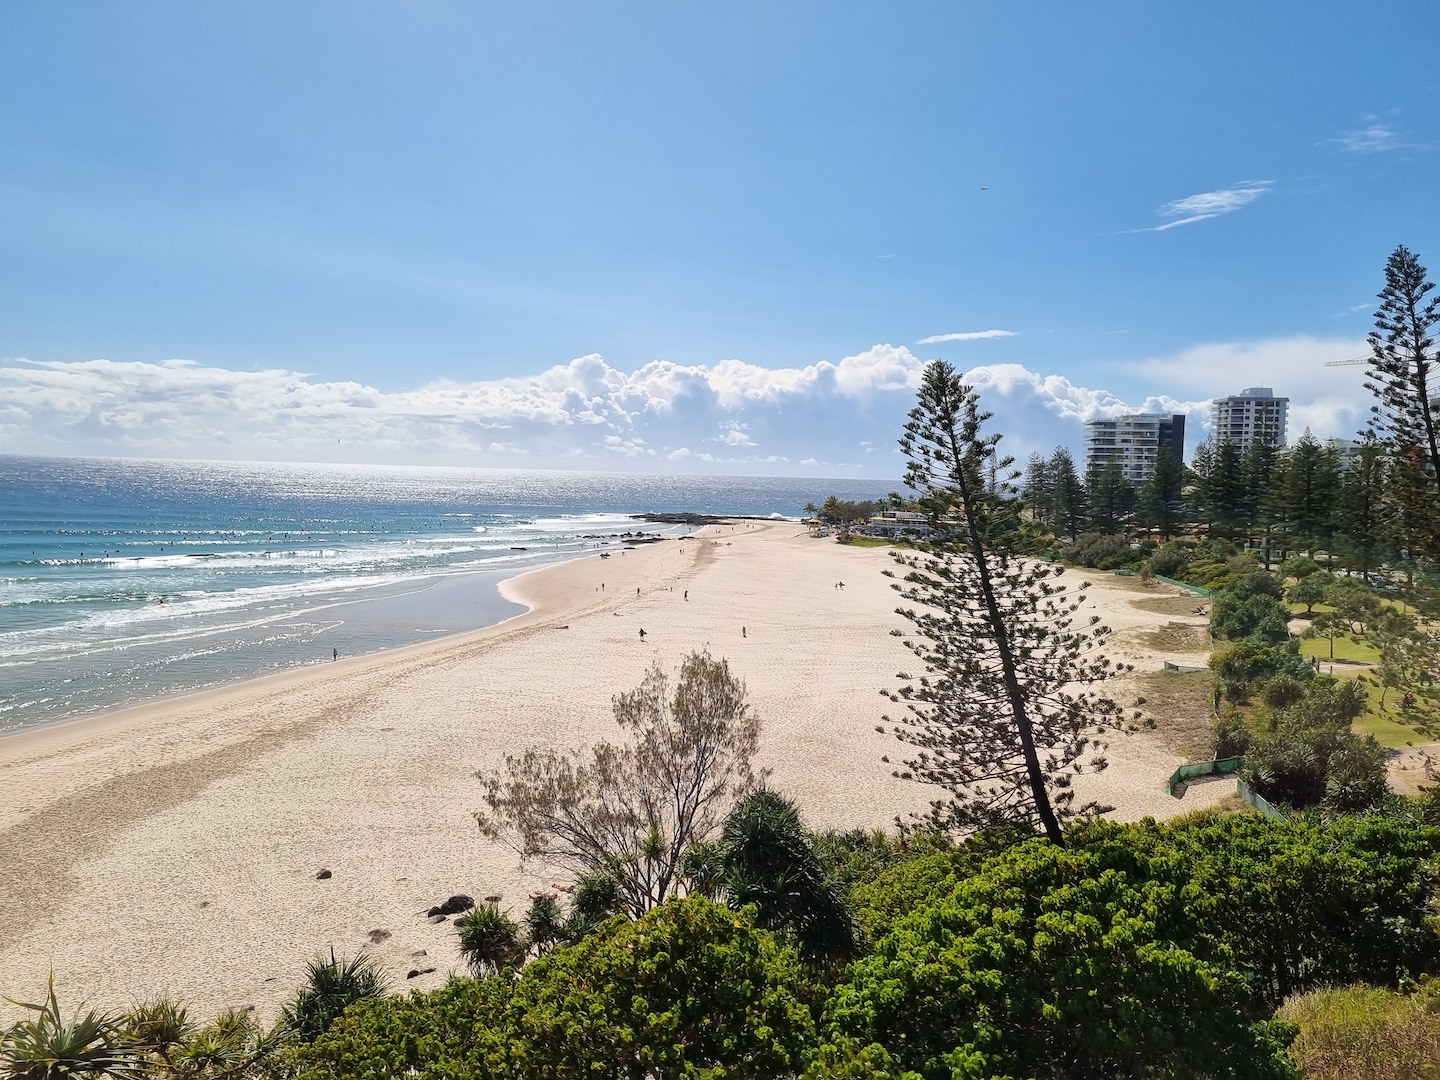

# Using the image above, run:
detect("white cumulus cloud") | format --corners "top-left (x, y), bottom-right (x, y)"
top-left (0, 335), bottom-right (1376, 473)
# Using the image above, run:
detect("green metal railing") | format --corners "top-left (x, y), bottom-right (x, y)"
top-left (1164, 756), bottom-right (1243, 796)
top-left (1236, 777), bottom-right (1289, 820)
top-left (1152, 573), bottom-right (1216, 596)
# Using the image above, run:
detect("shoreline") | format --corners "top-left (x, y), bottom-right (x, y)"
top-left (0, 548), bottom-right (586, 750)
top-left (0, 520), bottom-right (696, 740)
top-left (0, 533), bottom-right (676, 834)
top-left (0, 521), bottom-right (1227, 1019)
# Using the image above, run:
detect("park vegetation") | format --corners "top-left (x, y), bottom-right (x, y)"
top-left (10, 807), bottom-right (1440, 1079)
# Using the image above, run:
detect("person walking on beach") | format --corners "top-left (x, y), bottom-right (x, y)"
top-left (332, 648), bottom-right (338, 661)
top-left (684, 590), bottom-right (688, 601)
top-left (742, 626), bottom-right (746, 638)
top-left (639, 628), bottom-right (647, 640)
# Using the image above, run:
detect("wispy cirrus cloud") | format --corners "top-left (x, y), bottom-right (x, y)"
top-left (915, 329), bottom-right (1017, 345)
top-left (1336, 124), bottom-right (1397, 153)
top-left (1128, 180), bottom-right (1273, 232)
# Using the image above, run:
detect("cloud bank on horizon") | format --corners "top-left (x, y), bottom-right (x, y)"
top-left (0, 337), bottom-right (1371, 475)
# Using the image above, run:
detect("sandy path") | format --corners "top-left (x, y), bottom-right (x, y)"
top-left (0, 523), bottom-right (1224, 1018)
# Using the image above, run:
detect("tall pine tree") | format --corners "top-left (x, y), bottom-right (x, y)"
top-left (1335, 434), bottom-right (1392, 580)
top-left (1280, 430), bottom-right (1342, 556)
top-left (1206, 440), bottom-right (1246, 532)
top-left (1049, 447), bottom-right (1087, 542)
top-left (1022, 452), bottom-right (1053, 527)
top-left (1365, 245), bottom-right (1440, 485)
top-left (1139, 446), bottom-right (1184, 540)
top-left (1087, 461), bottom-right (1136, 532)
top-left (1240, 437), bottom-right (1279, 562)
top-left (883, 361), bottom-right (1127, 844)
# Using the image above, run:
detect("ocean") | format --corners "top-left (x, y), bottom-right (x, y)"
top-left (0, 455), bottom-right (889, 735)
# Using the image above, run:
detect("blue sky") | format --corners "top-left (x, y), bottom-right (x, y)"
top-left (1, 2), bottom-right (1436, 474)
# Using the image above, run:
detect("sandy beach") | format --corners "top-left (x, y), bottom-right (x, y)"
top-left (0, 521), bottom-right (1227, 1018)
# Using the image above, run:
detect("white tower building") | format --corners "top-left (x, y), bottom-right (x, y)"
top-left (1211, 387), bottom-right (1288, 450)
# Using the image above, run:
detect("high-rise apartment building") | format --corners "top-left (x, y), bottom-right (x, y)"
top-left (1082, 413), bottom-right (1187, 485)
top-left (1211, 387), bottom-right (1288, 450)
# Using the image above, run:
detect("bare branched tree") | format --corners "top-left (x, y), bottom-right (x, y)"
top-left (882, 360), bottom-right (1134, 844)
top-left (475, 651), bottom-right (763, 916)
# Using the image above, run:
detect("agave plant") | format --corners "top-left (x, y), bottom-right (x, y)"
top-left (0, 976), bottom-right (138, 1079)
top-left (523, 895), bottom-right (565, 957)
top-left (167, 1009), bottom-right (281, 1079)
top-left (678, 842), bottom-right (726, 900)
top-left (563, 871), bottom-right (626, 942)
top-left (455, 902), bottom-right (525, 976)
top-left (124, 999), bottom-right (192, 1064)
top-left (718, 789), bottom-right (856, 965)
top-left (280, 949), bottom-right (387, 1043)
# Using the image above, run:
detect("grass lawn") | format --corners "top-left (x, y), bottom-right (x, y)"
top-left (838, 535), bottom-right (893, 548)
top-left (1299, 634), bottom-right (1380, 665)
top-left (1339, 671), bottom-right (1440, 747)
top-left (1354, 707), bottom-right (1428, 748)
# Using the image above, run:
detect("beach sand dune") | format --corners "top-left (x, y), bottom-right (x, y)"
top-left (0, 522), bottom-right (1226, 1018)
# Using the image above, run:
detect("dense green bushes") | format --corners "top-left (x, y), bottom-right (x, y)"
top-left (299, 898), bottom-right (817, 1080)
top-left (1061, 531), bottom-right (1136, 569)
top-left (1202, 568), bottom-right (1396, 813)
top-left (824, 835), bottom-right (1300, 1080)
top-left (283, 813), bottom-right (1440, 1080)
top-left (10, 813), bottom-right (1440, 1080)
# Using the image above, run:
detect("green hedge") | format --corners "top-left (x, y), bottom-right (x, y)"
top-left (293, 815), bottom-right (1440, 1080)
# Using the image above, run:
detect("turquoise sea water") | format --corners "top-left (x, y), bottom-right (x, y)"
top-left (0, 455), bottom-right (888, 734)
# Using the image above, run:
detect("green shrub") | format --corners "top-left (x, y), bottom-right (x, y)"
top-left (821, 835), bottom-right (1302, 1079)
top-left (1213, 711), bottom-right (1253, 758)
top-left (849, 849), bottom-right (982, 944)
top-left (1212, 640), bottom-right (1313, 702)
top-left (1149, 542), bottom-right (1191, 579)
top-left (282, 949), bottom-right (388, 1042)
top-left (1212, 590), bottom-right (1293, 645)
top-left (1241, 728), bottom-right (1389, 813)
top-left (565, 870), bottom-right (625, 939)
top-left (1280, 983), bottom-right (1440, 1080)
top-left (298, 977), bottom-right (512, 1080)
top-left (455, 902), bottom-right (526, 976)
top-left (300, 898), bottom-right (818, 1080)
top-left (522, 895), bottom-right (564, 956)
top-left (1062, 532), bottom-right (1137, 569)
top-left (1108, 814), bottom-right (1440, 1005)
top-left (1238, 675), bottom-right (1390, 814)
top-left (718, 790), bottom-right (856, 964)
top-left (1289, 677), bottom-right (1369, 727)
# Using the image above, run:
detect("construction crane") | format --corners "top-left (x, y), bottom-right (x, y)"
top-left (1323, 355), bottom-right (1369, 368)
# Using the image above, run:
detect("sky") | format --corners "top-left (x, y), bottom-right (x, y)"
top-left (1, 2), bottom-right (1437, 476)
